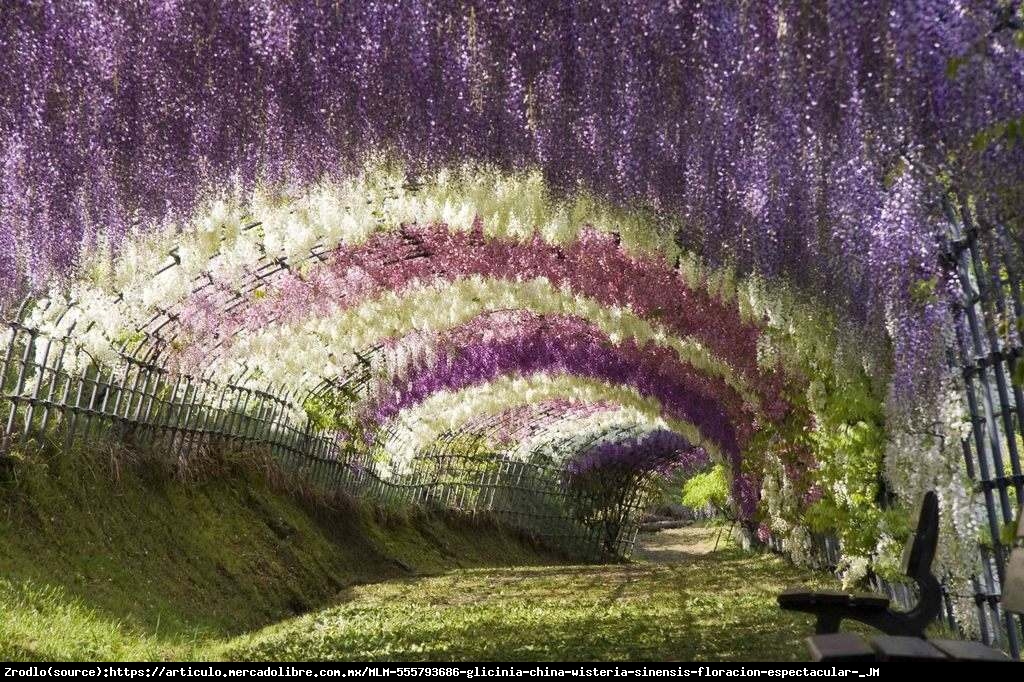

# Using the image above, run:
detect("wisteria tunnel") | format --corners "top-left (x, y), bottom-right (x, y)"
top-left (1, 0), bottom-right (1024, 662)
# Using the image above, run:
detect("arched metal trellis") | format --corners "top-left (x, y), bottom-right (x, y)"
top-left (4, 185), bottom-right (761, 556)
top-left (0, 299), bottom-right (662, 561)
top-left (6, 177), bottom-right (1022, 653)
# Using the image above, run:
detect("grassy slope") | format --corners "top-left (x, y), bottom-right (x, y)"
top-left (0, 443), bottom-right (562, 661)
top-left (221, 529), bottom-right (842, 662)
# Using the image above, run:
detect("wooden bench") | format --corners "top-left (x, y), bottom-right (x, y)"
top-left (799, 501), bottom-right (1024, 662)
top-left (778, 491), bottom-right (941, 636)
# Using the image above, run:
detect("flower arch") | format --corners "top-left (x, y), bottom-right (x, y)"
top-left (3, 0), bottom-right (1020, 627)
top-left (20, 170), bottom-right (822, 527)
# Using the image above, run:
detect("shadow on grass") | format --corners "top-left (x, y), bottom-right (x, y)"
top-left (0, 444), bottom-right (569, 661)
top-left (221, 545), bottom-right (834, 662)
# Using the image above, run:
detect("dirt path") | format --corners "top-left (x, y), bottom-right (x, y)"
top-left (633, 523), bottom-right (738, 564)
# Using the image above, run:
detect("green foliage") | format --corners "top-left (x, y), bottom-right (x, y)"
top-left (971, 115), bottom-right (1024, 153)
top-left (882, 158), bottom-right (907, 190)
top-left (438, 434), bottom-right (493, 458)
top-left (743, 280), bottom-right (890, 563)
top-left (946, 54), bottom-right (967, 79)
top-left (302, 393), bottom-right (337, 430)
top-left (1000, 518), bottom-right (1020, 548)
top-left (804, 501), bottom-right (911, 580)
top-left (302, 389), bottom-right (360, 433)
top-left (807, 411), bottom-right (888, 558)
top-left (793, 318), bottom-right (887, 561)
top-left (681, 465), bottom-right (730, 512)
top-left (112, 329), bottom-right (146, 349)
top-left (909, 277), bottom-right (940, 307)
top-left (1012, 355), bottom-right (1024, 389)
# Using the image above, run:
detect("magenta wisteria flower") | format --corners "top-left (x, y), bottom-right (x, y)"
top-left (174, 223), bottom-right (790, 412)
top-left (365, 310), bottom-right (762, 450)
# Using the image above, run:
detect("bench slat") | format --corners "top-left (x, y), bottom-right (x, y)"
top-left (806, 633), bottom-right (875, 662)
top-left (871, 635), bottom-right (946, 661)
top-left (930, 639), bottom-right (1012, 661)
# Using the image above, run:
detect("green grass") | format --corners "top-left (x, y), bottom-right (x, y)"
top-left (219, 541), bottom-right (839, 662)
top-left (0, 440), bottom-right (852, 662)
top-left (0, 441), bottom-right (562, 661)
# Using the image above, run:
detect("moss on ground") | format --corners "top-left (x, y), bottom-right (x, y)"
top-left (0, 442), bottom-right (562, 661)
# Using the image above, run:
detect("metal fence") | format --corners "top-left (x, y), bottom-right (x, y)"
top-left (0, 310), bottom-right (650, 561)
top-left (942, 198), bottom-right (1024, 657)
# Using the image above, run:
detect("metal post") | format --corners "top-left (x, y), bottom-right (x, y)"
top-left (5, 328), bottom-right (34, 437)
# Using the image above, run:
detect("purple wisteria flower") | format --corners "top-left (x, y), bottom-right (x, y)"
top-left (1, 2), bottom-right (1019, 414)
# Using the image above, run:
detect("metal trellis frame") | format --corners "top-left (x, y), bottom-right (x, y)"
top-left (1, 310), bottom-right (653, 561)
top-left (942, 197), bottom-right (1024, 658)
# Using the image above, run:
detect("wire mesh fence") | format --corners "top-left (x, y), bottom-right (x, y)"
top-left (0, 312), bottom-right (648, 561)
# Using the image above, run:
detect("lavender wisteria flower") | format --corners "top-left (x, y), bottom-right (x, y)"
top-left (369, 331), bottom-right (740, 456)
top-left (559, 428), bottom-right (760, 519)
top-left (564, 430), bottom-right (708, 480)
top-left (2, 1), bottom-right (1021, 402)
top-left (1, 0), bottom-right (1021, 580)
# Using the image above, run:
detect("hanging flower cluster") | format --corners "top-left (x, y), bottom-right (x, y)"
top-left (4, 1), bottom-right (1022, 403)
top-left (175, 222), bottom-right (763, 387)
top-left (565, 429), bottom-right (710, 479)
top-left (456, 400), bottom-right (620, 448)
top-left (364, 311), bottom-right (747, 458)
top-left (5, 1), bottom-right (1019, 581)
top-left (368, 310), bottom-right (756, 429)
top-left (374, 373), bottom-right (695, 472)
top-left (511, 411), bottom-right (673, 466)
top-left (25, 164), bottom-right (684, 350)
top-left (883, 368), bottom-right (983, 631)
top-left (200, 276), bottom-right (763, 406)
